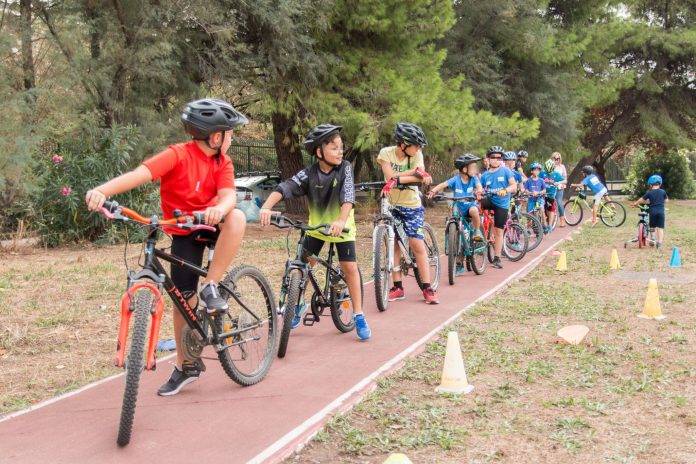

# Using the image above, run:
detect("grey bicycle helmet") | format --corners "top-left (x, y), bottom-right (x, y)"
top-left (303, 124), bottom-right (343, 155)
top-left (454, 153), bottom-right (480, 170)
top-left (581, 165), bottom-right (595, 175)
top-left (503, 151), bottom-right (517, 161)
top-left (181, 99), bottom-right (248, 139)
top-left (486, 146), bottom-right (505, 157)
top-left (394, 122), bottom-right (428, 147)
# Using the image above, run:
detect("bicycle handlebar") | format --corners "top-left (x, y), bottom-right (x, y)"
top-left (100, 200), bottom-right (216, 232)
top-left (431, 194), bottom-right (478, 202)
top-left (269, 214), bottom-right (350, 235)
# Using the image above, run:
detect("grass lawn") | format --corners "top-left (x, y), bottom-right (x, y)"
top-left (290, 201), bottom-right (696, 464)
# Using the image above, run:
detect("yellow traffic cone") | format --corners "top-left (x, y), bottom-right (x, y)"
top-left (383, 454), bottom-right (413, 464)
top-left (556, 251), bottom-right (568, 272)
top-left (435, 331), bottom-right (474, 394)
top-left (638, 278), bottom-right (665, 320)
top-left (609, 248), bottom-right (621, 270)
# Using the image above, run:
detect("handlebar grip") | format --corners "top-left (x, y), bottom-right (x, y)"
top-left (193, 212), bottom-right (205, 224)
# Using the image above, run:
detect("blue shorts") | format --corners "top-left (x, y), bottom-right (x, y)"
top-left (455, 202), bottom-right (478, 219)
top-left (392, 206), bottom-right (425, 240)
top-left (527, 197), bottom-right (543, 213)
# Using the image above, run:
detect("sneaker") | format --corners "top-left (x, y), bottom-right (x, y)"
top-left (491, 256), bottom-right (503, 269)
top-left (200, 282), bottom-right (229, 314)
top-left (354, 314), bottom-right (371, 341)
top-left (388, 286), bottom-right (405, 301)
top-left (473, 229), bottom-right (484, 241)
top-left (543, 226), bottom-right (550, 235)
top-left (157, 365), bottom-right (200, 396)
top-left (423, 287), bottom-right (439, 304)
top-left (455, 264), bottom-right (467, 276)
top-left (290, 301), bottom-right (307, 329)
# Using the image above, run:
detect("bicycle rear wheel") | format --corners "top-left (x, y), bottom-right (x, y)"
top-left (518, 212), bottom-right (543, 252)
top-left (637, 223), bottom-right (646, 248)
top-left (413, 223), bottom-right (440, 291)
top-left (563, 199), bottom-right (583, 226)
top-left (117, 289), bottom-right (153, 447)
top-left (215, 265), bottom-right (277, 386)
top-left (502, 223), bottom-right (528, 262)
top-left (600, 201), bottom-right (626, 227)
top-left (486, 224), bottom-right (495, 263)
top-left (277, 269), bottom-right (302, 358)
top-left (446, 222), bottom-right (458, 285)
top-left (330, 267), bottom-right (361, 333)
top-left (373, 224), bottom-right (390, 312)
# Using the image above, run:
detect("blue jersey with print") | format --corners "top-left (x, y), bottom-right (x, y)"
top-left (512, 170), bottom-right (524, 184)
top-left (446, 174), bottom-right (480, 217)
top-left (524, 177), bottom-right (546, 194)
top-left (541, 171), bottom-right (564, 198)
top-left (581, 174), bottom-right (605, 194)
top-left (481, 166), bottom-right (516, 209)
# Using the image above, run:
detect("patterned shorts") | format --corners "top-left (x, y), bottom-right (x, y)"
top-left (392, 206), bottom-right (425, 240)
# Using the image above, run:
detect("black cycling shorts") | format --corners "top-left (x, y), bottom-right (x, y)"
top-left (480, 197), bottom-right (509, 229)
top-left (170, 228), bottom-right (220, 293)
top-left (649, 211), bottom-right (665, 229)
top-left (302, 235), bottom-right (357, 262)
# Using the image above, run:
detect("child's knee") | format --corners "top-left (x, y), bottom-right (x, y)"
top-left (224, 208), bottom-right (247, 230)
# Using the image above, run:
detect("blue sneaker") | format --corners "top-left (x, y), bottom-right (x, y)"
top-left (455, 264), bottom-right (466, 276)
top-left (290, 301), bottom-right (307, 329)
top-left (354, 314), bottom-right (371, 341)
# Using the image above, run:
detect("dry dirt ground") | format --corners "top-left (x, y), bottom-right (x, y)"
top-left (288, 201), bottom-right (696, 464)
top-left (0, 203), bottom-right (447, 416)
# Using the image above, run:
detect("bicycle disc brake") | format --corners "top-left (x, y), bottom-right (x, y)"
top-left (181, 326), bottom-right (205, 361)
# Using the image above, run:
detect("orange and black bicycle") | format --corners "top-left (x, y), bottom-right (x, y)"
top-left (99, 200), bottom-right (277, 446)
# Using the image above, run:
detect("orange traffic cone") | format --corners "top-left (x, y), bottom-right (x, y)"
top-left (435, 331), bottom-right (474, 394)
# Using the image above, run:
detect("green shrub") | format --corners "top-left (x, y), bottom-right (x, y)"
top-left (31, 125), bottom-right (158, 246)
top-left (624, 149), bottom-right (696, 199)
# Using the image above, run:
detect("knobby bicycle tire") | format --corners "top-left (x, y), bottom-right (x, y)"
top-left (413, 223), bottom-right (440, 291)
top-left (600, 201), bottom-right (626, 227)
top-left (563, 199), bottom-right (583, 226)
top-left (446, 222), bottom-right (458, 285)
top-left (330, 267), bottom-right (361, 333)
top-left (277, 270), bottom-right (302, 358)
top-left (373, 224), bottom-right (390, 312)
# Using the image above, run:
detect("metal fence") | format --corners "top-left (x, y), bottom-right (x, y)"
top-left (229, 139), bottom-right (313, 175)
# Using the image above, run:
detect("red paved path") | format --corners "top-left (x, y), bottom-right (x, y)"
top-left (0, 228), bottom-right (572, 464)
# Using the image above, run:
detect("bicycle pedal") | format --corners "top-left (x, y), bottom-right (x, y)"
top-left (303, 313), bottom-right (318, 326)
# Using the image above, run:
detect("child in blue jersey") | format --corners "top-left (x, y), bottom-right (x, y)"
top-left (571, 165), bottom-right (607, 226)
top-left (480, 146), bottom-right (517, 269)
top-left (428, 153), bottom-right (484, 275)
top-left (524, 162), bottom-right (546, 214)
top-left (632, 174), bottom-right (668, 248)
top-left (504, 151), bottom-right (525, 194)
top-left (540, 159), bottom-right (565, 232)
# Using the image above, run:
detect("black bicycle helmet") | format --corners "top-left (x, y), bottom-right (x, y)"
top-left (181, 99), bottom-right (248, 139)
top-left (486, 146), bottom-right (505, 157)
top-left (303, 124), bottom-right (343, 155)
top-left (582, 165), bottom-right (595, 175)
top-left (517, 150), bottom-right (528, 158)
top-left (394, 122), bottom-right (428, 147)
top-left (454, 153), bottom-right (480, 170)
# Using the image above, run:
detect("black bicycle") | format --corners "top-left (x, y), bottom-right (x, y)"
top-left (99, 200), bottom-right (277, 446)
top-left (269, 214), bottom-right (362, 358)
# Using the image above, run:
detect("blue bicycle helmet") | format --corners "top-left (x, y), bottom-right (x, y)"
top-left (647, 174), bottom-right (663, 186)
top-left (503, 151), bottom-right (517, 161)
top-left (530, 162), bottom-right (542, 171)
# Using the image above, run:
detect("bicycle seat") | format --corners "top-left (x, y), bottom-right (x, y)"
top-left (192, 228), bottom-right (220, 245)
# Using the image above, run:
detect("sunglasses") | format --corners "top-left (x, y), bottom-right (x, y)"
top-left (553, 157), bottom-right (561, 161)
top-left (489, 156), bottom-right (502, 160)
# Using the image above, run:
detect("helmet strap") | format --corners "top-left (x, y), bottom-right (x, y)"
top-left (317, 145), bottom-right (339, 168)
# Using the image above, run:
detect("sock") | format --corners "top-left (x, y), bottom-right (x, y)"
top-left (420, 282), bottom-right (431, 291)
top-left (394, 281), bottom-right (403, 290)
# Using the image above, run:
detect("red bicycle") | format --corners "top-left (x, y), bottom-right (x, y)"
top-left (480, 193), bottom-right (529, 263)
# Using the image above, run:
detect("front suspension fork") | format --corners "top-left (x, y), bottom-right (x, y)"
top-left (114, 282), bottom-right (165, 371)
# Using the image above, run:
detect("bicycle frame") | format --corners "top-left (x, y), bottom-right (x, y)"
top-left (372, 194), bottom-right (416, 274)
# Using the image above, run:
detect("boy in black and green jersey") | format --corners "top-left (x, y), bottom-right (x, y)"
top-left (259, 124), bottom-right (370, 341)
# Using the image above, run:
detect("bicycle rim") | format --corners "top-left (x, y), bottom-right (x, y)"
top-left (330, 268), bottom-right (360, 333)
top-left (563, 199), bottom-right (583, 226)
top-left (373, 225), bottom-right (390, 312)
top-left (600, 201), bottom-right (626, 227)
top-left (502, 223), bottom-right (528, 261)
top-left (519, 213), bottom-right (543, 251)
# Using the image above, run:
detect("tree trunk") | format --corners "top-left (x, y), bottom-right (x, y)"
top-left (271, 110), bottom-right (307, 214)
top-left (20, 0), bottom-right (35, 96)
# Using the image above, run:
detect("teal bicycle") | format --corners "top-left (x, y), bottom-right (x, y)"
top-left (436, 195), bottom-right (487, 284)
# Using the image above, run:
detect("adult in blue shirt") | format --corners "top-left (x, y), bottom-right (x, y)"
top-left (540, 159), bottom-right (566, 231)
top-left (480, 146), bottom-right (517, 268)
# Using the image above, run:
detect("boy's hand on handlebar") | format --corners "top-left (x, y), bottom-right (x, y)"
top-left (496, 189), bottom-right (508, 197)
top-left (85, 189), bottom-right (106, 212)
top-left (259, 208), bottom-right (278, 227)
top-left (203, 206), bottom-right (224, 226)
top-left (328, 219), bottom-right (347, 237)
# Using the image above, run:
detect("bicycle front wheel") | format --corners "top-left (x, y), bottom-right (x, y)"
top-left (216, 265), bottom-right (277, 386)
top-left (446, 222), bottom-right (458, 285)
top-left (518, 212), bottom-right (543, 252)
top-left (277, 269), bottom-right (302, 358)
top-left (563, 199), bottom-right (583, 226)
top-left (502, 223), bottom-right (529, 262)
top-left (117, 289), bottom-right (153, 447)
top-left (469, 227), bottom-right (487, 275)
top-left (600, 201), bottom-right (626, 227)
top-left (373, 224), bottom-right (390, 312)
top-left (413, 223), bottom-right (440, 291)
top-left (330, 267), bottom-right (361, 333)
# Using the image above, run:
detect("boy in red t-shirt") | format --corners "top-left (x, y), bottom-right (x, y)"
top-left (85, 99), bottom-right (248, 396)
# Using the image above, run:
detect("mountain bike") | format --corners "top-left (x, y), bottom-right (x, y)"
top-left (98, 200), bottom-right (276, 446)
top-left (356, 181), bottom-right (440, 312)
top-left (624, 205), bottom-right (656, 249)
top-left (563, 189), bottom-right (626, 227)
top-left (269, 214), bottom-right (362, 358)
top-left (434, 194), bottom-right (487, 283)
top-left (509, 193), bottom-right (544, 252)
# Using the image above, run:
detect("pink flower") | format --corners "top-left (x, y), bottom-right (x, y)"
top-left (52, 154), bottom-right (64, 165)
top-left (60, 186), bottom-right (72, 196)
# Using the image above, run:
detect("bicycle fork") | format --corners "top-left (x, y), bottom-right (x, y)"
top-left (114, 282), bottom-right (166, 371)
